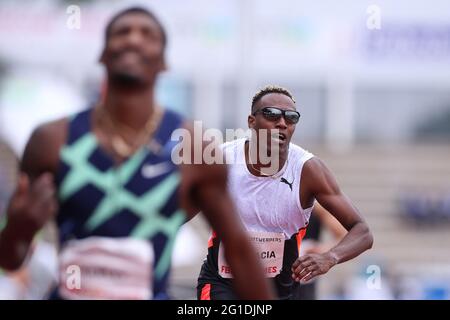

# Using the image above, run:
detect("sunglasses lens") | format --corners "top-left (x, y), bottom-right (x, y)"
top-left (285, 111), bottom-right (300, 124)
top-left (262, 108), bottom-right (282, 120)
top-left (257, 107), bottom-right (300, 124)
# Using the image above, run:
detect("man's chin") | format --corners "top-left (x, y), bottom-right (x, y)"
top-left (110, 71), bottom-right (146, 88)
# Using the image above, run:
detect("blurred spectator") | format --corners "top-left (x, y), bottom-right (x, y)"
top-left (399, 191), bottom-right (450, 226)
top-left (437, 194), bottom-right (450, 223)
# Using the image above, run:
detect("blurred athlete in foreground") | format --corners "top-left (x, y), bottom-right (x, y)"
top-left (0, 7), bottom-right (274, 300)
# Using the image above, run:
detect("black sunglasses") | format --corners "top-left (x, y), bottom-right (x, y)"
top-left (252, 107), bottom-right (301, 124)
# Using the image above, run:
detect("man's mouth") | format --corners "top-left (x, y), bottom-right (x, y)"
top-left (118, 51), bottom-right (142, 62)
top-left (113, 49), bottom-right (150, 66)
top-left (271, 132), bottom-right (287, 143)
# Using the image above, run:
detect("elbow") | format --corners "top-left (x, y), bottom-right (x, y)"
top-left (366, 232), bottom-right (374, 250)
top-left (362, 223), bottom-right (374, 251)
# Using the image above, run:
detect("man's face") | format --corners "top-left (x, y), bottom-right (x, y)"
top-left (248, 93), bottom-right (298, 154)
top-left (101, 13), bottom-right (165, 87)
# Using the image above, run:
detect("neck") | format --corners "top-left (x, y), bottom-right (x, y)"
top-left (245, 140), bottom-right (288, 176)
top-left (103, 84), bottom-right (156, 130)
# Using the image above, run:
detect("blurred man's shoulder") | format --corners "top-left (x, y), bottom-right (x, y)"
top-left (31, 117), bottom-right (68, 144)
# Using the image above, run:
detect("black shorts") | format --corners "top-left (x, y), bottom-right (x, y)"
top-left (197, 281), bottom-right (238, 300)
top-left (197, 261), bottom-right (237, 300)
top-left (197, 261), bottom-right (298, 300)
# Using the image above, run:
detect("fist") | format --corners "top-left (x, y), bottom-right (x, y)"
top-left (291, 252), bottom-right (338, 283)
top-left (6, 172), bottom-right (57, 239)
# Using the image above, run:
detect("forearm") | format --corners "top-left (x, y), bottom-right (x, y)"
top-left (225, 237), bottom-right (274, 300)
top-left (0, 224), bottom-right (34, 270)
top-left (327, 221), bottom-right (373, 265)
top-left (195, 185), bottom-right (274, 299)
top-left (190, 159), bottom-right (275, 299)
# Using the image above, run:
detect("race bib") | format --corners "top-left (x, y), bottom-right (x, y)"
top-left (218, 231), bottom-right (285, 279)
top-left (58, 237), bottom-right (153, 300)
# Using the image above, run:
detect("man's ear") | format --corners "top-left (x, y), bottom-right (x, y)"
top-left (248, 114), bottom-right (256, 129)
top-left (99, 47), bottom-right (106, 64)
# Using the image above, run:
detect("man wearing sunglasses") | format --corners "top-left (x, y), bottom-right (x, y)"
top-left (197, 85), bottom-right (373, 300)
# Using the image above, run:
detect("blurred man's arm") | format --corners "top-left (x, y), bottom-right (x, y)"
top-left (179, 123), bottom-right (274, 299)
top-left (292, 158), bottom-right (373, 282)
top-left (187, 161), bottom-right (274, 299)
top-left (0, 122), bottom-right (62, 270)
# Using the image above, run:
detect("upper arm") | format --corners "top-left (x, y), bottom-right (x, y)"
top-left (20, 118), bottom-right (68, 181)
top-left (187, 161), bottom-right (245, 241)
top-left (303, 157), bottom-right (364, 231)
top-left (179, 122), bottom-right (246, 241)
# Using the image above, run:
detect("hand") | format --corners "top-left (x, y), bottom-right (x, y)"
top-left (291, 251), bottom-right (338, 283)
top-left (6, 172), bottom-right (57, 239)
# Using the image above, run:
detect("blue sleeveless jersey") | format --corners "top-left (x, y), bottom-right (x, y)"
top-left (54, 107), bottom-right (186, 299)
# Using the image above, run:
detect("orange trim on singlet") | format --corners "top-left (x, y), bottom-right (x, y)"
top-left (296, 227), bottom-right (308, 253)
top-left (200, 284), bottom-right (211, 300)
top-left (207, 230), bottom-right (217, 248)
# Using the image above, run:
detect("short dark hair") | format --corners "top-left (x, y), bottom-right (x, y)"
top-left (104, 7), bottom-right (167, 50)
top-left (251, 85), bottom-right (296, 111)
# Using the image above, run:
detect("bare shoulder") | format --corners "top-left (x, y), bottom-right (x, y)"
top-left (302, 156), bottom-right (329, 180)
top-left (32, 118), bottom-right (68, 143)
top-left (302, 156), bottom-right (340, 195)
top-left (21, 117), bottom-right (69, 178)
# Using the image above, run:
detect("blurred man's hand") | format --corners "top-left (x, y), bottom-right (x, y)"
top-left (6, 172), bottom-right (57, 239)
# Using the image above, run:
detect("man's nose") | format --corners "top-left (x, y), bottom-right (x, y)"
top-left (275, 116), bottom-right (288, 129)
top-left (125, 30), bottom-right (144, 47)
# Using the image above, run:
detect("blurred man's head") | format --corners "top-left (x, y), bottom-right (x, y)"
top-left (100, 7), bottom-right (167, 89)
top-left (248, 85), bottom-right (300, 154)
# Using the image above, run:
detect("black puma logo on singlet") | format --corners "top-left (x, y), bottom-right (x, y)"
top-left (280, 177), bottom-right (293, 191)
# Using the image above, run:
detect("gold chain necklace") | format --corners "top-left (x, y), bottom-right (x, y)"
top-left (96, 104), bottom-right (163, 159)
top-left (246, 142), bottom-right (287, 178)
top-left (248, 160), bottom-right (287, 179)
